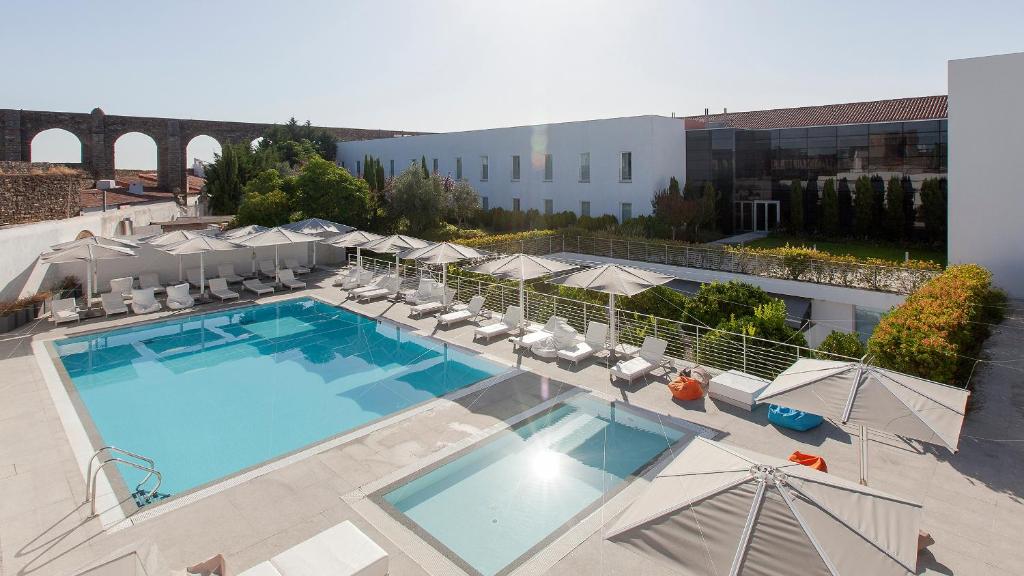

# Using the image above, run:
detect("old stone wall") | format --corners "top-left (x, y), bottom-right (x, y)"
top-left (0, 173), bottom-right (80, 225)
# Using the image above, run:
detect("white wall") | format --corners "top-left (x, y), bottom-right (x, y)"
top-left (337, 115), bottom-right (686, 220)
top-left (949, 52), bottom-right (1024, 297)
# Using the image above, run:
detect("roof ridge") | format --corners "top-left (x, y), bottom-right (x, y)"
top-left (685, 95), bottom-right (947, 120)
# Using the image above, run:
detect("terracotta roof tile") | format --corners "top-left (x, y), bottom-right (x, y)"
top-left (79, 188), bottom-right (177, 209)
top-left (685, 95), bottom-right (947, 130)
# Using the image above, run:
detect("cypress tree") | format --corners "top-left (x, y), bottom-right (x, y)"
top-left (837, 177), bottom-right (853, 236)
top-left (803, 177), bottom-right (818, 235)
top-left (421, 156), bottom-right (429, 178)
top-left (871, 175), bottom-right (886, 237)
top-left (788, 180), bottom-right (804, 234)
top-left (885, 176), bottom-right (904, 241)
top-left (820, 178), bottom-right (840, 237)
top-left (854, 175), bottom-right (874, 239)
top-left (901, 175), bottom-right (916, 240)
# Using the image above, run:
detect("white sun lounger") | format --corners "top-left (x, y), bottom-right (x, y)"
top-left (349, 274), bottom-right (390, 297)
top-left (474, 305), bottom-right (522, 340)
top-left (512, 316), bottom-right (567, 351)
top-left (278, 268), bottom-right (306, 290)
top-left (237, 521), bottom-right (388, 576)
top-left (109, 276), bottom-right (134, 298)
top-left (186, 268), bottom-right (205, 289)
top-left (217, 263), bottom-right (245, 283)
top-left (166, 283), bottom-right (195, 310)
top-left (139, 272), bottom-right (165, 293)
top-left (557, 321), bottom-right (609, 366)
top-left (259, 260), bottom-right (277, 279)
top-left (100, 293), bottom-right (128, 316)
top-left (410, 287), bottom-right (454, 317)
top-left (209, 278), bottom-right (240, 301)
top-left (244, 279), bottom-right (275, 296)
top-left (284, 258), bottom-right (310, 275)
top-left (357, 277), bottom-right (403, 302)
top-left (404, 278), bottom-right (439, 305)
top-left (531, 319), bottom-right (579, 358)
top-left (131, 288), bottom-right (162, 315)
top-left (332, 267), bottom-right (361, 287)
top-left (340, 270), bottom-right (373, 291)
top-left (438, 295), bottom-right (485, 326)
top-left (610, 336), bottom-right (670, 383)
top-left (50, 298), bottom-right (80, 324)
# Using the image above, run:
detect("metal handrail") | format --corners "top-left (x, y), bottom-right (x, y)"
top-left (85, 446), bottom-right (161, 517)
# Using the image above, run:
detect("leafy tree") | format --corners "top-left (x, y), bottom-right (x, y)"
top-left (697, 182), bottom-right (718, 240)
top-left (421, 156), bottom-right (429, 178)
top-left (820, 178), bottom-right (840, 237)
top-left (816, 331), bottom-right (866, 359)
top-left (388, 165), bottom-right (444, 234)
top-left (919, 177), bottom-right (947, 244)
top-left (243, 169), bottom-right (284, 196)
top-left (871, 175), bottom-right (887, 232)
top-left (235, 189), bottom-right (291, 227)
top-left (803, 178), bottom-right (818, 235)
top-left (447, 178), bottom-right (480, 227)
top-left (206, 143), bottom-right (242, 214)
top-left (901, 176), bottom-right (916, 240)
top-left (788, 180), bottom-right (804, 233)
top-left (854, 175), bottom-right (874, 238)
top-left (885, 176), bottom-right (905, 241)
top-left (651, 177), bottom-right (694, 240)
top-left (260, 117), bottom-right (337, 161)
top-left (292, 157), bottom-right (371, 228)
top-left (684, 281), bottom-right (774, 328)
top-left (837, 177), bottom-right (853, 235)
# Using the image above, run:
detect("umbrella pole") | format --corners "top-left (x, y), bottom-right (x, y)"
top-left (275, 246), bottom-right (280, 285)
top-left (357, 246), bottom-right (362, 270)
top-left (178, 255), bottom-right (183, 282)
top-left (519, 278), bottom-right (525, 330)
top-left (609, 292), bottom-right (617, 354)
top-left (84, 260), bottom-right (92, 308)
top-left (859, 425), bottom-right (869, 485)
top-left (395, 253), bottom-right (401, 277)
top-left (312, 241), bottom-right (317, 270)
top-left (199, 253), bottom-right (205, 297)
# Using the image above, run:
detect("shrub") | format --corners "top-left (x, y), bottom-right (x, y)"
top-left (459, 229), bottom-right (559, 248)
top-left (684, 281), bottom-right (775, 328)
top-left (816, 331), bottom-right (866, 359)
top-left (868, 264), bottom-right (1005, 384)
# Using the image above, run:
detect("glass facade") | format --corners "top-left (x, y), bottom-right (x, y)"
top-left (685, 119), bottom-right (947, 233)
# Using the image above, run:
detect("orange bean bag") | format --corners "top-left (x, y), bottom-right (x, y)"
top-left (669, 376), bottom-right (704, 401)
top-left (788, 451), bottom-right (828, 472)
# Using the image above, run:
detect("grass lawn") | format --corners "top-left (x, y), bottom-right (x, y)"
top-left (743, 235), bottom-right (947, 266)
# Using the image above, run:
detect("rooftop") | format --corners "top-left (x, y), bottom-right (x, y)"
top-left (684, 95), bottom-right (948, 129)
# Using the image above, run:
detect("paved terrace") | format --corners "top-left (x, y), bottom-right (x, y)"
top-left (0, 269), bottom-right (1020, 576)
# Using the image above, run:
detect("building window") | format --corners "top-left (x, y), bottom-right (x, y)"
top-left (544, 154), bottom-right (553, 181)
top-left (579, 152), bottom-right (590, 182)
top-left (389, 159), bottom-right (394, 177)
top-left (544, 199), bottom-right (553, 214)
top-left (512, 198), bottom-right (521, 212)
top-left (456, 157), bottom-right (463, 180)
top-left (620, 152), bottom-right (632, 182)
top-left (621, 202), bottom-right (632, 222)
top-left (580, 201), bottom-right (591, 217)
top-left (480, 156), bottom-right (489, 181)
top-left (511, 155), bottom-right (520, 181)
top-left (481, 196), bottom-right (489, 211)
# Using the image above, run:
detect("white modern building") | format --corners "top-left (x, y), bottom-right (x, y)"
top-left (336, 115), bottom-right (686, 222)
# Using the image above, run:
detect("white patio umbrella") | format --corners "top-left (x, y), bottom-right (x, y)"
top-left (281, 218), bottom-right (354, 236)
top-left (360, 234), bottom-right (432, 274)
top-left (401, 242), bottom-right (485, 296)
top-left (41, 241), bottom-right (137, 307)
top-left (607, 437), bottom-right (923, 576)
top-left (219, 224), bottom-right (268, 240)
top-left (141, 228), bottom-right (219, 247)
top-left (325, 230), bottom-right (383, 270)
top-left (47, 236), bottom-right (139, 293)
top-left (236, 227), bottom-right (322, 284)
top-left (549, 264), bottom-right (672, 352)
top-left (158, 235), bottom-right (242, 296)
top-left (756, 358), bottom-right (970, 485)
top-left (468, 254), bottom-right (577, 329)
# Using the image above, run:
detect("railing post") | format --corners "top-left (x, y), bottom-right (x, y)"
top-left (583, 304), bottom-right (587, 330)
top-left (577, 235), bottom-right (581, 254)
top-left (627, 240), bottom-right (631, 260)
top-left (665, 244), bottom-right (669, 264)
top-left (653, 317), bottom-right (658, 339)
top-left (695, 325), bottom-right (700, 362)
top-left (548, 236), bottom-right (553, 254)
top-left (742, 333), bottom-right (748, 373)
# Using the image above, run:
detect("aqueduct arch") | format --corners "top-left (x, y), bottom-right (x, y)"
top-left (1, 107), bottom-right (419, 196)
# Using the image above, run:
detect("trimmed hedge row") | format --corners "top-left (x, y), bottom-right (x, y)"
top-left (868, 264), bottom-right (1004, 384)
top-left (726, 244), bottom-right (941, 272)
top-left (459, 229), bottom-right (559, 248)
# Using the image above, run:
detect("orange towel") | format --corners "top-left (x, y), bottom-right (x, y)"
top-left (788, 451), bottom-right (828, 472)
top-left (669, 376), bottom-right (704, 401)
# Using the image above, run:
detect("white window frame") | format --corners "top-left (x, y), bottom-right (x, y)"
top-left (543, 154), bottom-right (553, 182)
top-left (511, 155), bottom-right (520, 181)
top-left (619, 151), bottom-right (632, 182)
top-left (579, 152), bottom-right (590, 183)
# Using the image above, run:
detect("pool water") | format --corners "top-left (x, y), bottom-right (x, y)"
top-left (384, 395), bottom-right (686, 576)
top-left (54, 298), bottom-right (505, 497)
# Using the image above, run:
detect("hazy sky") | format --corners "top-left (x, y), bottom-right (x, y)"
top-left (8, 0), bottom-right (1023, 169)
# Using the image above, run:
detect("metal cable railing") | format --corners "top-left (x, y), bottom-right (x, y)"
top-left (349, 254), bottom-right (858, 380)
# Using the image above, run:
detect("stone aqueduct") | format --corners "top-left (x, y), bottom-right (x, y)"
top-left (0, 107), bottom-right (414, 193)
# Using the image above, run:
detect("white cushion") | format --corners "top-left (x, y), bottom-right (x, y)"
top-left (558, 342), bottom-right (594, 361)
top-left (270, 521), bottom-right (388, 576)
top-left (476, 322), bottom-right (511, 337)
top-left (237, 560), bottom-right (282, 576)
top-left (615, 357), bottom-right (651, 376)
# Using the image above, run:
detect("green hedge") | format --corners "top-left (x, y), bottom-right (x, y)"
top-left (868, 264), bottom-right (1004, 384)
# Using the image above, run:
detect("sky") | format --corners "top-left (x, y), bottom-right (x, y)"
top-left (7, 0), bottom-right (1024, 170)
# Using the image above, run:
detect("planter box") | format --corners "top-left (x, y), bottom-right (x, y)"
top-left (0, 313), bottom-right (15, 334)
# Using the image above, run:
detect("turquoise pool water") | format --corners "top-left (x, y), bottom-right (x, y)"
top-left (384, 395), bottom-right (686, 576)
top-left (54, 298), bottom-right (505, 498)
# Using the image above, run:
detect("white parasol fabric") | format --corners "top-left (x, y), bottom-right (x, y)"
top-left (402, 242), bottom-right (486, 298)
top-left (756, 358), bottom-right (970, 484)
top-left (360, 234), bottom-right (432, 273)
top-left (236, 227), bottom-right (321, 283)
top-left (468, 254), bottom-right (577, 329)
top-left (158, 235), bottom-right (241, 295)
top-left (281, 218), bottom-right (354, 236)
top-left (41, 240), bottom-right (137, 307)
top-left (219, 224), bottom-right (268, 240)
top-left (607, 437), bottom-right (923, 576)
top-left (325, 230), bottom-right (384, 270)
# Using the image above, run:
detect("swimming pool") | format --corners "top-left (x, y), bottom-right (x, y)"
top-left (382, 395), bottom-right (687, 576)
top-left (53, 298), bottom-right (506, 499)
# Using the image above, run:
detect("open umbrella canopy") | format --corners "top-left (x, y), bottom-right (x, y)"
top-left (141, 229), bottom-right (220, 247)
top-left (607, 437), bottom-right (922, 576)
top-left (467, 253), bottom-right (576, 281)
top-left (360, 234), bottom-right (431, 254)
top-left (50, 235), bottom-right (137, 251)
top-left (324, 230), bottom-right (383, 248)
top-left (401, 241), bottom-right (485, 264)
top-left (550, 263), bottom-right (673, 296)
top-left (219, 224), bottom-right (267, 240)
top-left (41, 242), bottom-right (136, 263)
top-left (281, 218), bottom-right (354, 236)
top-left (757, 359), bottom-right (969, 452)
top-left (159, 235), bottom-right (241, 255)
top-left (235, 227), bottom-right (322, 247)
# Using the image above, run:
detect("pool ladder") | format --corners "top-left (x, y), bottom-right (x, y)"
top-left (85, 446), bottom-right (163, 517)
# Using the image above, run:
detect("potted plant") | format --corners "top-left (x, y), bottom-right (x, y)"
top-left (53, 276), bottom-right (82, 301)
top-left (0, 301), bottom-right (15, 334)
top-left (29, 291), bottom-right (51, 319)
top-left (13, 297), bottom-right (33, 328)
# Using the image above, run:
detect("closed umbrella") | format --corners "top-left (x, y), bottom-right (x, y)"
top-left (158, 235), bottom-right (241, 296)
top-left (607, 437), bottom-right (923, 576)
top-left (360, 234), bottom-right (432, 274)
top-left (41, 241), bottom-right (136, 307)
top-left (402, 242), bottom-right (485, 294)
top-left (325, 230), bottom-right (383, 270)
top-left (468, 253), bottom-right (576, 329)
top-left (756, 358), bottom-right (969, 485)
top-left (549, 264), bottom-right (672, 353)
top-left (236, 227), bottom-right (321, 285)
